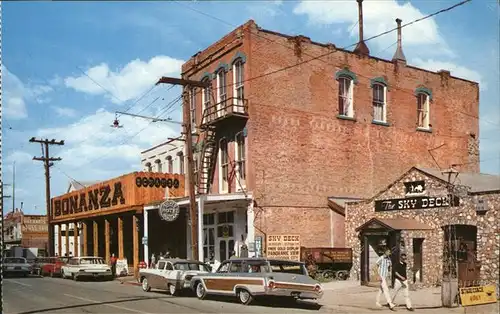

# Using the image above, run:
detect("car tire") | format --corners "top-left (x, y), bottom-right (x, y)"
top-left (141, 278), bottom-right (151, 292)
top-left (73, 273), bottom-right (78, 281)
top-left (195, 282), bottom-right (206, 300)
top-left (61, 270), bottom-right (67, 279)
top-left (238, 288), bottom-right (254, 305)
top-left (169, 283), bottom-right (178, 296)
top-left (49, 271), bottom-right (54, 278)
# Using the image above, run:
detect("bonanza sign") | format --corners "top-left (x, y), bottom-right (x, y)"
top-left (266, 235), bottom-right (301, 261)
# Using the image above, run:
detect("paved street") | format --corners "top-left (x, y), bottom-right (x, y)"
top-left (3, 276), bottom-right (330, 314)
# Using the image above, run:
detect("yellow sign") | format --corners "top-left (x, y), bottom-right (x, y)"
top-left (459, 285), bottom-right (498, 306)
top-left (266, 235), bottom-right (300, 261)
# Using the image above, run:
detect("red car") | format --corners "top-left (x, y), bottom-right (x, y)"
top-left (40, 257), bottom-right (69, 277)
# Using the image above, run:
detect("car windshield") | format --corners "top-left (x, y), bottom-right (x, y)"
top-left (4, 258), bottom-right (26, 264)
top-left (174, 262), bottom-right (210, 272)
top-left (80, 258), bottom-right (105, 265)
top-left (268, 260), bottom-right (307, 275)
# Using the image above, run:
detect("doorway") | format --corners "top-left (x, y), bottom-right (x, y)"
top-left (412, 238), bottom-right (424, 283)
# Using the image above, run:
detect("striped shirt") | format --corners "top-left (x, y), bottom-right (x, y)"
top-left (376, 255), bottom-right (392, 277)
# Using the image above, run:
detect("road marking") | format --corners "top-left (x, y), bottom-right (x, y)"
top-left (5, 279), bottom-right (32, 287)
top-left (63, 294), bottom-right (151, 313)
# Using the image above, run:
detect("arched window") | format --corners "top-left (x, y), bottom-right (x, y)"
top-left (166, 156), bottom-right (173, 173)
top-left (235, 131), bottom-right (246, 190)
top-left (177, 151), bottom-right (184, 174)
top-left (145, 162), bottom-right (152, 172)
top-left (372, 82), bottom-right (387, 123)
top-left (154, 159), bottom-right (162, 173)
top-left (338, 76), bottom-right (354, 117)
top-left (415, 87), bottom-right (432, 130)
top-left (233, 59), bottom-right (245, 113)
top-left (201, 78), bottom-right (211, 124)
top-left (219, 138), bottom-right (229, 193)
top-left (216, 69), bottom-right (227, 117)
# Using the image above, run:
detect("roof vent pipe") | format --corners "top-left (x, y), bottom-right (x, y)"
top-left (353, 0), bottom-right (370, 56)
top-left (392, 18), bottom-right (407, 64)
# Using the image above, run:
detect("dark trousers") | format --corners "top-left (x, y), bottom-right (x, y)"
top-left (111, 264), bottom-right (116, 277)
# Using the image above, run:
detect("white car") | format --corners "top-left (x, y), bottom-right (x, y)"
top-left (139, 258), bottom-right (211, 295)
top-left (2, 257), bottom-right (32, 277)
top-left (61, 256), bottom-right (113, 281)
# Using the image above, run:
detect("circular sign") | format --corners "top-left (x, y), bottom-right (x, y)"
top-left (158, 200), bottom-right (180, 222)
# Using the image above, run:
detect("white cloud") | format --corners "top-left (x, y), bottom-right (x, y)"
top-left (5, 151), bottom-right (34, 165)
top-left (64, 55), bottom-right (185, 104)
top-left (247, 0), bottom-right (284, 19)
top-left (2, 66), bottom-right (54, 119)
top-left (412, 58), bottom-right (486, 90)
top-left (293, 0), bottom-right (453, 56)
top-left (52, 106), bottom-right (77, 118)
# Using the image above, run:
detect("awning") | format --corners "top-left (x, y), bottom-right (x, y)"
top-left (356, 217), bottom-right (434, 232)
top-left (144, 192), bottom-right (252, 210)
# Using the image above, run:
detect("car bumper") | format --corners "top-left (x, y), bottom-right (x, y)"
top-left (77, 272), bottom-right (113, 278)
top-left (4, 269), bottom-right (30, 275)
top-left (261, 289), bottom-right (323, 300)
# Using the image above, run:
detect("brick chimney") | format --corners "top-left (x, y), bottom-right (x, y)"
top-left (353, 0), bottom-right (370, 56)
top-left (392, 18), bottom-right (406, 64)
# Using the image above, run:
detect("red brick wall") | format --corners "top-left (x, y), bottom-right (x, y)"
top-left (182, 20), bottom-right (479, 249)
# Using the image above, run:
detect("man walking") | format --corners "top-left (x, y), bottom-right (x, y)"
top-left (110, 253), bottom-right (117, 278)
top-left (375, 248), bottom-right (396, 311)
top-left (392, 254), bottom-right (414, 311)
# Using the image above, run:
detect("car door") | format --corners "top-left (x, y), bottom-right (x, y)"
top-left (151, 261), bottom-right (166, 289)
top-left (162, 262), bottom-right (175, 288)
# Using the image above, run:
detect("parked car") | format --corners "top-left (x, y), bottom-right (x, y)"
top-left (190, 258), bottom-right (324, 305)
top-left (140, 258), bottom-right (211, 295)
top-left (40, 257), bottom-right (68, 277)
top-left (2, 257), bottom-right (32, 277)
top-left (61, 256), bottom-right (113, 281)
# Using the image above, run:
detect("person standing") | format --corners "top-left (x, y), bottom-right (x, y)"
top-left (110, 253), bottom-right (117, 278)
top-left (392, 254), bottom-right (414, 311)
top-left (150, 253), bottom-right (156, 268)
top-left (375, 248), bottom-right (396, 311)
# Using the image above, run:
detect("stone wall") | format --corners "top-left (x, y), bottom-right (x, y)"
top-left (345, 168), bottom-right (499, 288)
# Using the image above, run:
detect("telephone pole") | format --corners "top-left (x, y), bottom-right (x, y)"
top-left (156, 76), bottom-right (210, 261)
top-left (29, 137), bottom-right (65, 256)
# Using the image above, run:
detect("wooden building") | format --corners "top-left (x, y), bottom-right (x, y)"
top-left (50, 172), bottom-right (185, 271)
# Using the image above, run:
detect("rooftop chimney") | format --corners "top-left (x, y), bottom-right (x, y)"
top-left (353, 0), bottom-right (370, 56)
top-left (392, 18), bottom-right (406, 63)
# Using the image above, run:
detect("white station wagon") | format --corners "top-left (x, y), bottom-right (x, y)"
top-left (61, 256), bottom-right (113, 281)
top-left (140, 258), bottom-right (211, 295)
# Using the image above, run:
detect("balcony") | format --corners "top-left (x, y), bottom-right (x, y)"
top-left (200, 97), bottom-right (248, 130)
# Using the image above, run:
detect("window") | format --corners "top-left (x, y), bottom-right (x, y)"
top-left (233, 59), bottom-right (244, 113)
top-left (217, 261), bottom-right (230, 273)
top-left (235, 132), bottom-right (246, 189)
top-left (372, 84), bottom-right (387, 122)
top-left (190, 88), bottom-right (197, 133)
top-left (203, 213), bottom-right (215, 263)
top-left (219, 138), bottom-right (229, 192)
top-left (216, 70), bottom-right (227, 116)
top-left (165, 262), bottom-right (174, 271)
top-left (166, 156), bottom-right (173, 173)
top-left (145, 162), bottom-right (152, 172)
top-left (155, 159), bottom-right (162, 173)
top-left (229, 261), bottom-right (243, 273)
top-left (338, 77), bottom-right (354, 117)
top-left (193, 154), bottom-right (199, 192)
top-left (417, 93), bottom-right (430, 129)
top-left (202, 78), bottom-right (211, 123)
top-left (158, 261), bottom-right (166, 270)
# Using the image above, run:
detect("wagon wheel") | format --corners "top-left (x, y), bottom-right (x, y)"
top-left (321, 270), bottom-right (336, 282)
top-left (336, 271), bottom-right (349, 280)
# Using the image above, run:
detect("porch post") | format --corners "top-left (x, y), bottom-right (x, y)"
top-left (93, 220), bottom-right (98, 257)
top-left (118, 216), bottom-right (124, 259)
top-left (198, 195), bottom-right (205, 263)
top-left (82, 221), bottom-right (88, 256)
top-left (65, 223), bottom-right (70, 256)
top-left (143, 208), bottom-right (149, 265)
top-left (57, 224), bottom-right (62, 257)
top-left (105, 219), bottom-right (110, 262)
top-left (246, 199), bottom-right (255, 258)
top-left (133, 215), bottom-right (139, 276)
top-left (73, 223), bottom-right (79, 257)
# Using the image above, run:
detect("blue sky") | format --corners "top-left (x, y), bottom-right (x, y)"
top-left (2, 0), bottom-right (499, 215)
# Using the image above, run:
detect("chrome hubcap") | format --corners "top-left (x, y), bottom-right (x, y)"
top-left (197, 284), bottom-right (204, 297)
top-left (169, 285), bottom-right (175, 294)
top-left (142, 279), bottom-right (148, 290)
top-left (240, 290), bottom-right (249, 302)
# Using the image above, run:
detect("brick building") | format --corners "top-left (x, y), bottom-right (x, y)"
top-left (3, 209), bottom-right (49, 257)
top-left (158, 2), bottom-right (480, 263)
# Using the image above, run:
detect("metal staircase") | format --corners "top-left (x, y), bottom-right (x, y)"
top-left (197, 125), bottom-right (218, 194)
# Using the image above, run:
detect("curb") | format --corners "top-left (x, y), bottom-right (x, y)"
top-left (120, 280), bottom-right (142, 286)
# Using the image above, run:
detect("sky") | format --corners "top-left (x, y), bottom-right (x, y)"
top-left (2, 0), bottom-right (499, 215)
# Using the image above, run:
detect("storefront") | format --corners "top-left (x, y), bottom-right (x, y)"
top-left (50, 172), bottom-right (185, 272)
top-left (345, 167), bottom-right (499, 288)
top-left (143, 192), bottom-right (254, 266)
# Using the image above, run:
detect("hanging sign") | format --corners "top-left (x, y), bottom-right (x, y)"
top-left (158, 200), bottom-right (180, 222)
top-left (375, 195), bottom-right (460, 212)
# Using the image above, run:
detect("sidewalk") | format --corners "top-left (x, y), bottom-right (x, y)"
top-left (115, 275), bottom-right (141, 286)
top-left (319, 281), bottom-right (499, 314)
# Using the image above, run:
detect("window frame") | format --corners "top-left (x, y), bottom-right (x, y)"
top-left (145, 162), bottom-right (152, 172)
top-left (155, 159), bottom-right (162, 173)
top-left (216, 70), bottom-right (227, 117)
top-left (201, 78), bottom-right (211, 124)
top-left (338, 76), bottom-right (354, 118)
top-left (166, 156), bottom-right (173, 173)
top-left (416, 92), bottom-right (431, 130)
top-left (193, 153), bottom-right (199, 193)
top-left (232, 59), bottom-right (244, 112)
top-left (178, 152), bottom-right (185, 174)
top-left (234, 131), bottom-right (246, 190)
top-left (218, 138), bottom-right (229, 193)
top-left (372, 83), bottom-right (387, 123)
